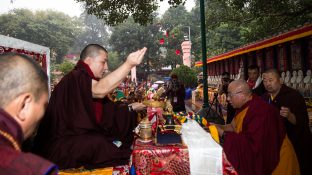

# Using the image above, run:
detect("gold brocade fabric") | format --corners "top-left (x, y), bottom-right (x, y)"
top-left (59, 167), bottom-right (113, 175)
top-left (132, 139), bottom-right (190, 175)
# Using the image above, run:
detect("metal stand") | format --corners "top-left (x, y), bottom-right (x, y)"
top-left (197, 93), bottom-right (225, 125)
top-left (207, 93), bottom-right (223, 119)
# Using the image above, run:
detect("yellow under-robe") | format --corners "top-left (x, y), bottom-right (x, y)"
top-left (234, 107), bottom-right (300, 175)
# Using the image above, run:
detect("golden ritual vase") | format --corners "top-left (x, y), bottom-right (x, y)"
top-left (139, 118), bottom-right (152, 141)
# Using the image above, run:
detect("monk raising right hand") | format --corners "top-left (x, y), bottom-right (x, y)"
top-left (33, 44), bottom-right (149, 170)
top-left (126, 47), bottom-right (147, 67)
top-left (92, 47), bottom-right (147, 98)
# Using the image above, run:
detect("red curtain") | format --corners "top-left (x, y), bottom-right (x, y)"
top-left (308, 39), bottom-right (312, 70)
top-left (277, 46), bottom-right (287, 72)
top-left (290, 42), bottom-right (302, 70)
top-left (256, 50), bottom-right (264, 73)
top-left (0, 46), bottom-right (47, 72)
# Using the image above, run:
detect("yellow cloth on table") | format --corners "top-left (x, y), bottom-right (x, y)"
top-left (208, 125), bottom-right (220, 144)
top-left (59, 167), bottom-right (113, 175)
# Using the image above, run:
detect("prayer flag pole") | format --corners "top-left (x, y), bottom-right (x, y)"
top-left (199, 0), bottom-right (209, 108)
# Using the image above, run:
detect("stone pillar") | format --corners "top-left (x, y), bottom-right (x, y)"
top-left (181, 41), bottom-right (192, 67)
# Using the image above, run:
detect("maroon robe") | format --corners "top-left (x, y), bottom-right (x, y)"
top-left (223, 95), bottom-right (286, 175)
top-left (33, 61), bottom-right (136, 169)
top-left (0, 108), bottom-right (57, 175)
top-left (263, 85), bottom-right (312, 175)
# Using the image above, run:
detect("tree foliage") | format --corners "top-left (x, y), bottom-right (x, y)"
top-left (205, 0), bottom-right (312, 43)
top-left (70, 12), bottom-right (111, 53)
top-left (206, 23), bottom-right (244, 57)
top-left (75, 0), bottom-right (187, 26)
top-left (108, 51), bottom-right (123, 71)
top-left (159, 27), bottom-right (185, 69)
top-left (58, 61), bottom-right (75, 75)
top-left (184, 0), bottom-right (311, 59)
top-left (170, 65), bottom-right (197, 88)
top-left (109, 17), bottom-right (161, 79)
top-left (0, 9), bottom-right (80, 63)
top-left (160, 5), bottom-right (192, 29)
top-left (159, 6), bottom-right (193, 68)
top-left (187, 3), bottom-right (201, 62)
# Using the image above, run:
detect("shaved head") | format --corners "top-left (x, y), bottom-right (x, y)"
top-left (263, 69), bottom-right (281, 78)
top-left (227, 79), bottom-right (252, 108)
top-left (229, 79), bottom-right (252, 95)
top-left (0, 53), bottom-right (48, 108)
top-left (263, 69), bottom-right (282, 96)
top-left (80, 44), bottom-right (108, 61)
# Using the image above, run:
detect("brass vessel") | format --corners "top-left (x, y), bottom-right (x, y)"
top-left (139, 117), bottom-right (152, 141)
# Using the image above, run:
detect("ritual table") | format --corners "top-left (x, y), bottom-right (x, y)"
top-left (132, 139), bottom-right (237, 175)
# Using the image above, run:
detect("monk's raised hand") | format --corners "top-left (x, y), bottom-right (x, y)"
top-left (129, 102), bottom-right (147, 112)
top-left (126, 47), bottom-right (147, 67)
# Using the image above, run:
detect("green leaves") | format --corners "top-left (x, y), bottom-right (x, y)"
top-left (109, 18), bottom-right (162, 79)
top-left (207, 0), bottom-right (312, 43)
top-left (0, 9), bottom-right (79, 63)
top-left (75, 0), bottom-right (187, 26)
top-left (70, 12), bottom-right (110, 54)
top-left (171, 65), bottom-right (197, 88)
top-left (58, 61), bottom-right (75, 75)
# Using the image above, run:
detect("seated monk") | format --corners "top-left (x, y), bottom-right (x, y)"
top-left (214, 79), bottom-right (300, 175)
top-left (33, 44), bottom-right (147, 169)
top-left (0, 53), bottom-right (58, 174)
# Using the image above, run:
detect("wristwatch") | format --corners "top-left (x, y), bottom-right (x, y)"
top-left (128, 105), bottom-right (133, 112)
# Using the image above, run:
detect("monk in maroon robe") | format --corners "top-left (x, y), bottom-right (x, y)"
top-left (215, 80), bottom-right (299, 175)
top-left (0, 53), bottom-right (57, 174)
top-left (262, 69), bottom-right (312, 175)
top-left (33, 44), bottom-right (147, 169)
